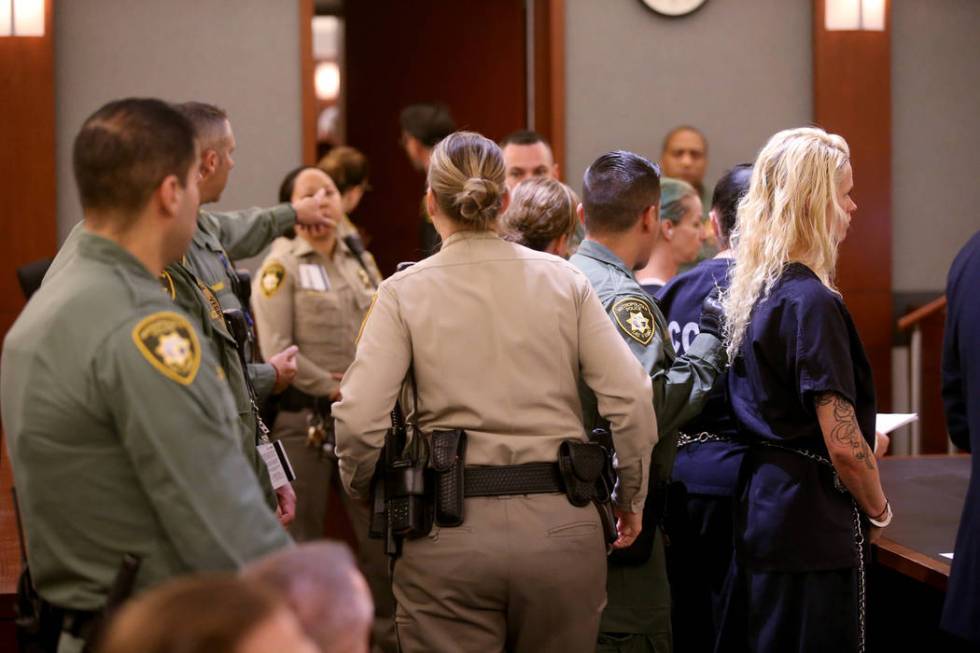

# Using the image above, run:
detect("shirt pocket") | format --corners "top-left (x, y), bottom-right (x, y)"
top-left (294, 289), bottom-right (344, 344)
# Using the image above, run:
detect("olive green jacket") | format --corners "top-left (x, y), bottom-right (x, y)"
top-left (571, 239), bottom-right (726, 640)
top-left (2, 231), bottom-right (290, 611)
top-left (184, 205), bottom-right (296, 400)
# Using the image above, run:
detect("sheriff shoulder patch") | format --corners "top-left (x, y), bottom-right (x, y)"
top-left (159, 270), bottom-right (176, 300)
top-left (131, 311), bottom-right (202, 385)
top-left (611, 296), bottom-right (655, 346)
top-left (355, 293), bottom-right (379, 345)
top-left (259, 262), bottom-right (286, 297)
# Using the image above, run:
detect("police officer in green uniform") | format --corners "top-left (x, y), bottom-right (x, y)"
top-left (174, 102), bottom-right (331, 402)
top-left (570, 151), bottom-right (727, 653)
top-left (1, 98), bottom-right (292, 653)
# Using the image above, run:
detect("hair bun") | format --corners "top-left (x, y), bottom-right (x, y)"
top-left (454, 177), bottom-right (501, 223)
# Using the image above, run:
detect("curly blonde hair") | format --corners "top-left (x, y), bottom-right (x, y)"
top-left (722, 127), bottom-right (851, 360)
top-left (500, 177), bottom-right (579, 252)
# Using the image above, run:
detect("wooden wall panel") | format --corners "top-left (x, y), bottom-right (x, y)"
top-left (344, 0), bottom-right (528, 275)
top-left (532, 0), bottom-right (565, 176)
top-left (0, 0), bottom-right (57, 352)
top-left (813, 0), bottom-right (893, 410)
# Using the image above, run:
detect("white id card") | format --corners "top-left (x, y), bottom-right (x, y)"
top-left (298, 263), bottom-right (331, 291)
top-left (257, 441), bottom-right (297, 489)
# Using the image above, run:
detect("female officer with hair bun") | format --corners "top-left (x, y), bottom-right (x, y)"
top-left (333, 131), bottom-right (658, 653)
top-left (500, 176), bottom-right (580, 257)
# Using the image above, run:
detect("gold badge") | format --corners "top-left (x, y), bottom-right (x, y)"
top-left (612, 296), bottom-right (655, 346)
top-left (131, 311), bottom-right (202, 385)
top-left (260, 262), bottom-right (286, 297)
top-left (160, 270), bottom-right (176, 300)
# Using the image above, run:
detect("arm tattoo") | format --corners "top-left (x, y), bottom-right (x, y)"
top-left (817, 392), bottom-right (875, 470)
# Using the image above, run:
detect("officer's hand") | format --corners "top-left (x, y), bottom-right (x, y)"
top-left (293, 188), bottom-right (330, 227)
top-left (612, 508), bottom-right (642, 550)
top-left (275, 482), bottom-right (297, 526)
top-left (874, 431), bottom-right (890, 459)
top-left (328, 387), bottom-right (342, 402)
top-left (699, 286), bottom-right (725, 340)
top-left (269, 345), bottom-right (299, 393)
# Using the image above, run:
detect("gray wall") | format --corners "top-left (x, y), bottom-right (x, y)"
top-left (55, 0), bottom-right (301, 242)
top-left (565, 0), bottom-right (812, 198)
top-left (892, 0), bottom-right (980, 293)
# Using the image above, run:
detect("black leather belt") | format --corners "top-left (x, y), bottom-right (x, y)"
top-left (463, 462), bottom-right (564, 497)
top-left (279, 387), bottom-right (332, 414)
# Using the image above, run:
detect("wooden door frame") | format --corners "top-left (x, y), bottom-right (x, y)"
top-left (298, 0), bottom-right (566, 171)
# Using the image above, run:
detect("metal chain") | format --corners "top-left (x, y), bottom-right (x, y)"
top-left (758, 441), bottom-right (866, 653)
top-left (251, 398), bottom-right (272, 445)
top-left (677, 431), bottom-right (736, 447)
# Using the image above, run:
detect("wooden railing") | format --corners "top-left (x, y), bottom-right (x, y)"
top-left (896, 296), bottom-right (948, 454)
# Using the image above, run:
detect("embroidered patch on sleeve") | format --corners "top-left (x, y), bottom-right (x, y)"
top-left (259, 262), bottom-right (286, 297)
top-left (611, 296), bottom-right (655, 346)
top-left (159, 270), bottom-right (176, 300)
top-left (355, 293), bottom-right (379, 345)
top-left (131, 311), bottom-right (202, 385)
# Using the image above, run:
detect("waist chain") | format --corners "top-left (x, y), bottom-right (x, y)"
top-left (753, 439), bottom-right (868, 653)
top-left (677, 431), bottom-right (737, 447)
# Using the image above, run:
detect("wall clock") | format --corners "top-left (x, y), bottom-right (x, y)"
top-left (638, 0), bottom-right (708, 17)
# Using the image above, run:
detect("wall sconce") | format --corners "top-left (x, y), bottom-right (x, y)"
top-left (826, 0), bottom-right (885, 31)
top-left (315, 61), bottom-right (341, 102)
top-left (0, 0), bottom-right (45, 37)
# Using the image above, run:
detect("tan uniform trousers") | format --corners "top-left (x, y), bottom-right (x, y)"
top-left (393, 492), bottom-right (608, 653)
top-left (273, 408), bottom-right (397, 653)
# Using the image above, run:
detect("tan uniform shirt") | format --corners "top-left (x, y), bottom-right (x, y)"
top-left (252, 236), bottom-right (375, 397)
top-left (333, 231), bottom-right (658, 512)
top-left (337, 214), bottom-right (383, 285)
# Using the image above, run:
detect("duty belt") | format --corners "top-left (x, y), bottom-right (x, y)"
top-left (463, 462), bottom-right (564, 497)
top-left (279, 387), bottom-right (332, 415)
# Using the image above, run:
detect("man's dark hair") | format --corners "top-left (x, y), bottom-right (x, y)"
top-left (660, 125), bottom-right (707, 154)
top-left (500, 129), bottom-right (549, 148)
top-left (73, 97), bottom-right (196, 214)
top-left (711, 163), bottom-right (753, 246)
top-left (399, 103), bottom-right (455, 148)
top-left (174, 101), bottom-right (229, 150)
top-left (582, 151), bottom-right (661, 234)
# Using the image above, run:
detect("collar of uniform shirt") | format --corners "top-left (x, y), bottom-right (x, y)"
top-left (440, 230), bottom-right (502, 249)
top-left (574, 239), bottom-right (634, 279)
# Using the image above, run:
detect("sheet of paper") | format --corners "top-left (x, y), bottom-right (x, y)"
top-left (875, 413), bottom-right (919, 434)
top-left (941, 552), bottom-right (955, 560)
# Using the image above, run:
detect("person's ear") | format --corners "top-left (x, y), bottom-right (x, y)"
top-left (641, 204), bottom-right (659, 233)
top-left (551, 163), bottom-right (561, 181)
top-left (156, 174), bottom-right (182, 217)
top-left (709, 209), bottom-right (723, 242)
top-left (576, 203), bottom-right (586, 226)
top-left (662, 218), bottom-right (675, 242)
top-left (424, 187), bottom-right (437, 218)
top-left (553, 232), bottom-right (570, 258)
top-left (201, 149), bottom-right (218, 177)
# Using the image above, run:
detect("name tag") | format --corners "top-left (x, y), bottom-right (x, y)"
top-left (257, 441), bottom-right (297, 489)
top-left (298, 263), bottom-right (330, 291)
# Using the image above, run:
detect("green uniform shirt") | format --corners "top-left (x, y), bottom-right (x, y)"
top-left (570, 239), bottom-right (726, 641)
top-left (184, 205), bottom-right (296, 401)
top-left (162, 261), bottom-right (278, 508)
top-left (1, 231), bottom-right (291, 611)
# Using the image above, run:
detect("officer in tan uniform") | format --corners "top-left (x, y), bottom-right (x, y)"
top-left (253, 166), bottom-right (396, 653)
top-left (333, 131), bottom-right (658, 653)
